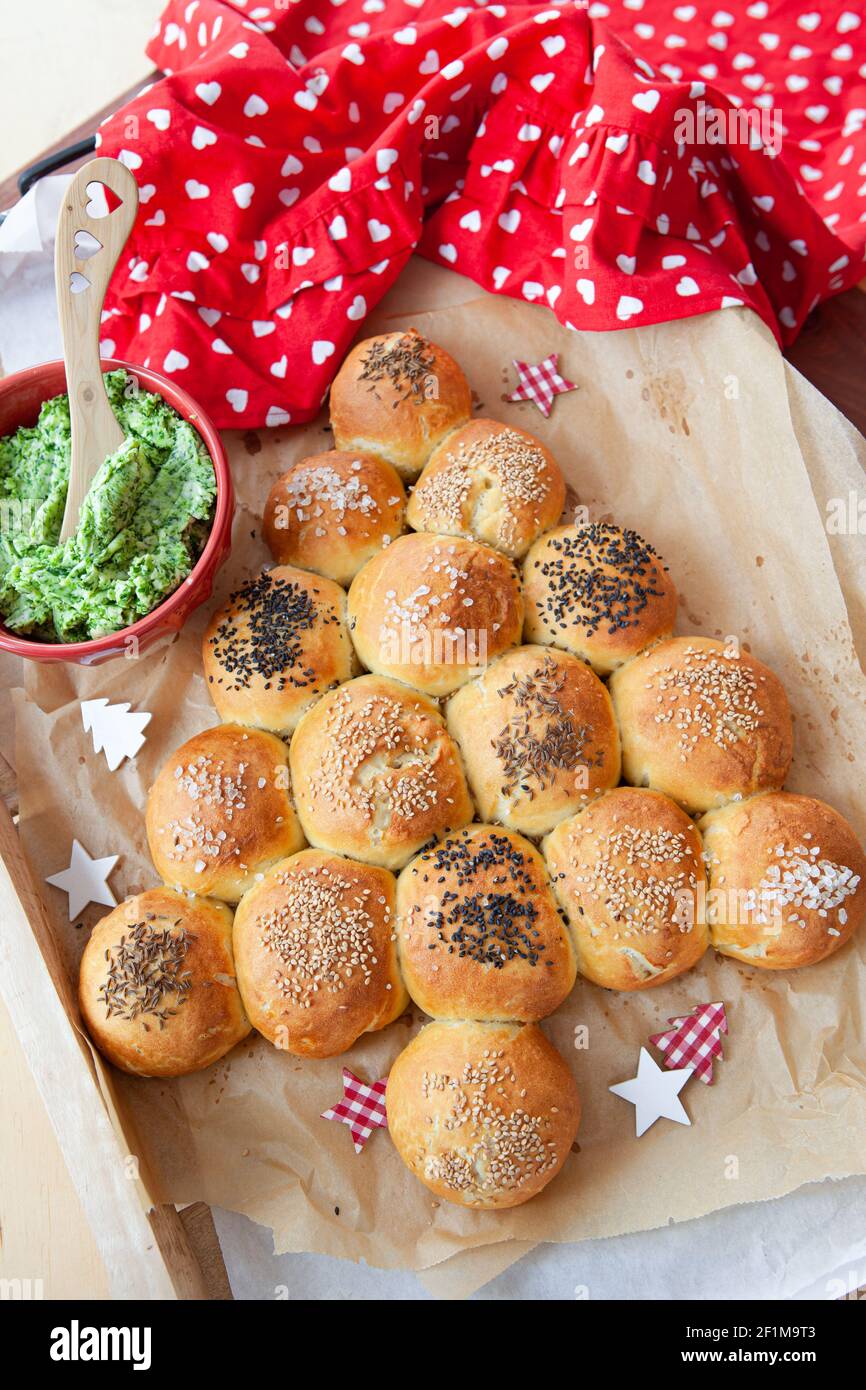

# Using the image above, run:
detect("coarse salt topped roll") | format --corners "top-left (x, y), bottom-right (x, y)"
top-left (146, 724), bottom-right (305, 902)
top-left (263, 451), bottom-right (406, 587)
top-left (347, 531), bottom-right (524, 698)
top-left (700, 791), bottom-right (866, 969)
top-left (288, 673), bottom-right (474, 871)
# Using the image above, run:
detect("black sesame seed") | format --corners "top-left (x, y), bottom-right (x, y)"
top-left (538, 522), bottom-right (666, 638)
top-left (208, 571), bottom-right (324, 694)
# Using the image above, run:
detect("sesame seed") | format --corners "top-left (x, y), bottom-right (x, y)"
top-left (259, 863), bottom-right (385, 1008)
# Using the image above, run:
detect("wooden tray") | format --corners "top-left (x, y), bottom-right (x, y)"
top-left (0, 798), bottom-right (231, 1298)
top-left (2, 82), bottom-right (865, 1304)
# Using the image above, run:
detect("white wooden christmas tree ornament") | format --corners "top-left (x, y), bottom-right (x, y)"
top-left (81, 698), bottom-right (152, 771)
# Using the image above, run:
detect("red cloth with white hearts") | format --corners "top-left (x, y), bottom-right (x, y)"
top-left (96, 0), bottom-right (866, 429)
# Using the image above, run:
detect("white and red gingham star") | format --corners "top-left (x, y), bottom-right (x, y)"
top-left (506, 352), bottom-right (578, 418)
top-left (321, 1067), bottom-right (388, 1153)
top-left (612, 1001), bottom-right (729, 1137)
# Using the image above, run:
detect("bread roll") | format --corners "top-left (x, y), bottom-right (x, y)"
top-left (446, 644), bottom-right (621, 836)
top-left (347, 532), bottom-right (524, 698)
top-left (263, 451), bottom-right (406, 586)
top-left (609, 636), bottom-right (793, 814)
top-left (523, 522), bottom-right (677, 675)
top-left (146, 724), bottom-right (305, 902)
top-left (330, 329), bottom-right (472, 480)
top-left (288, 674), bottom-right (474, 871)
top-left (406, 419), bottom-right (565, 559)
top-left (386, 1020), bottom-right (580, 1209)
top-left (233, 849), bottom-right (408, 1056)
top-left (396, 824), bottom-right (577, 1021)
top-left (203, 566), bottom-right (358, 735)
top-left (700, 792), bottom-right (866, 969)
top-left (78, 888), bottom-right (250, 1076)
top-left (543, 787), bottom-right (709, 990)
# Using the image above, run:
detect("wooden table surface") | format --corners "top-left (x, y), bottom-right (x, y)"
top-left (1, 90), bottom-right (864, 1303)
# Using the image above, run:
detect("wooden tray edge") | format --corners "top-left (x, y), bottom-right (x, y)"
top-left (0, 798), bottom-right (220, 1299)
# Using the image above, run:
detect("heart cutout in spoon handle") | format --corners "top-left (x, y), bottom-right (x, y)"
top-left (55, 157), bottom-right (139, 541)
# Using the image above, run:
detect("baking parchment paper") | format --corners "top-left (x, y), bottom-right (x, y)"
top-left (10, 258), bottom-right (866, 1279)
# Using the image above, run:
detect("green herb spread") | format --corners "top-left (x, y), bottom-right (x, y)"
top-left (0, 371), bottom-right (216, 643)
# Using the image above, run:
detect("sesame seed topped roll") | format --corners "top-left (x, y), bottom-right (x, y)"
top-left (347, 531), bottom-right (524, 698)
top-left (330, 329), bottom-right (472, 481)
top-left (288, 674), bottom-right (474, 871)
top-left (386, 1020), bottom-right (581, 1209)
top-left (233, 849), bottom-right (408, 1057)
top-left (609, 636), bottom-right (793, 815)
top-left (406, 419), bottom-right (566, 559)
top-left (543, 788), bottom-right (709, 991)
top-left (447, 645), bottom-right (621, 838)
top-left (263, 451), bottom-right (406, 587)
top-left (79, 888), bottom-right (251, 1077)
top-left (700, 792), bottom-right (866, 970)
top-left (203, 566), bottom-right (358, 736)
top-left (146, 724), bottom-right (305, 903)
top-left (396, 825), bottom-right (577, 1022)
top-left (523, 522), bottom-right (677, 676)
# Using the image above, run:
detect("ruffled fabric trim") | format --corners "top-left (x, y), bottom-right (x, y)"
top-left (95, 0), bottom-right (866, 428)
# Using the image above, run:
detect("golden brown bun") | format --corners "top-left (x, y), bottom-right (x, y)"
top-left (146, 724), bottom-right (305, 903)
top-left (288, 675), bottom-right (474, 871)
top-left (406, 419), bottom-right (566, 559)
top-left (446, 645), bottom-right (621, 837)
top-left (78, 888), bottom-right (250, 1077)
top-left (386, 1021), bottom-right (580, 1209)
top-left (609, 636), bottom-right (793, 815)
top-left (263, 452), bottom-right (406, 586)
top-left (347, 532), bottom-right (524, 698)
top-left (523, 522), bottom-right (677, 676)
top-left (202, 566), bottom-right (358, 735)
top-left (396, 825), bottom-right (576, 1022)
top-left (699, 792), bottom-right (866, 969)
top-left (543, 787), bottom-right (709, 990)
top-left (330, 330), bottom-right (472, 481)
top-left (233, 849), bottom-right (408, 1056)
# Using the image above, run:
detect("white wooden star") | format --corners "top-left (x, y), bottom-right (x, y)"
top-left (610, 1047), bottom-right (693, 1138)
top-left (45, 840), bottom-right (119, 920)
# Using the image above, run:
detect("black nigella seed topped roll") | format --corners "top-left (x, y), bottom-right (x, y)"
top-left (522, 521), bottom-right (677, 676)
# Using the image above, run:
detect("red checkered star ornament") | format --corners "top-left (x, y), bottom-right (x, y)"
top-left (506, 353), bottom-right (578, 418)
top-left (321, 1067), bottom-right (389, 1153)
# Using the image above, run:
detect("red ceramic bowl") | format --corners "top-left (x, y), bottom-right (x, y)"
top-left (0, 358), bottom-right (233, 664)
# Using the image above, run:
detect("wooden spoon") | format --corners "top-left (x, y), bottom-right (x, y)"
top-left (55, 157), bottom-right (139, 542)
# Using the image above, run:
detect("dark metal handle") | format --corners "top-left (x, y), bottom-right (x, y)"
top-left (17, 136), bottom-right (97, 196)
